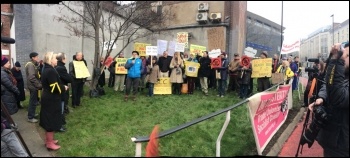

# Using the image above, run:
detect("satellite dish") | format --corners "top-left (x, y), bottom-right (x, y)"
top-left (197, 13), bottom-right (203, 19)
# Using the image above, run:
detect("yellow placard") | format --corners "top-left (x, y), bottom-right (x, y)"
top-left (177, 32), bottom-right (189, 48)
top-left (184, 61), bottom-right (200, 77)
top-left (154, 77), bottom-right (172, 94)
top-left (134, 43), bottom-right (151, 57)
top-left (190, 44), bottom-right (206, 56)
top-left (73, 61), bottom-right (90, 78)
top-left (251, 58), bottom-right (272, 78)
top-left (115, 58), bottom-right (128, 74)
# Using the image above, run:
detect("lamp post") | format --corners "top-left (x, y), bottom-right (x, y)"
top-left (331, 14), bottom-right (334, 45)
top-left (278, 1), bottom-right (283, 62)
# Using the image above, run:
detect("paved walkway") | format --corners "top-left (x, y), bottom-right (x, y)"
top-left (278, 111), bottom-right (323, 157)
top-left (11, 109), bottom-right (54, 157)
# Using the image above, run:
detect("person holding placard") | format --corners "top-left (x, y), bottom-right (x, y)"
top-left (186, 54), bottom-right (198, 95)
top-left (69, 52), bottom-right (87, 108)
top-left (139, 56), bottom-right (148, 92)
top-left (276, 60), bottom-right (294, 85)
top-left (198, 51), bottom-right (211, 96)
top-left (170, 52), bottom-right (184, 95)
top-left (146, 56), bottom-right (160, 97)
top-left (124, 51), bottom-right (143, 101)
top-left (158, 51), bottom-right (172, 78)
top-left (237, 62), bottom-right (252, 99)
top-left (228, 53), bottom-right (241, 94)
top-left (215, 52), bottom-right (229, 97)
top-left (257, 51), bottom-right (271, 92)
top-left (114, 53), bottom-right (127, 92)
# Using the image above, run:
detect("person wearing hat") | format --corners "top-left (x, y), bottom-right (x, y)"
top-left (228, 53), bottom-right (241, 94)
top-left (124, 51), bottom-right (143, 101)
top-left (1, 56), bottom-right (20, 115)
top-left (257, 51), bottom-right (271, 92)
top-left (25, 52), bottom-right (42, 123)
top-left (11, 61), bottom-right (25, 109)
top-left (215, 52), bottom-right (229, 97)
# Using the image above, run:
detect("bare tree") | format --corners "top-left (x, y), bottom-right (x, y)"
top-left (54, 1), bottom-right (174, 93)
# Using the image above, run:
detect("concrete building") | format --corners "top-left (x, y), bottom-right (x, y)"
top-left (246, 11), bottom-right (285, 58)
top-left (330, 19), bottom-right (349, 47)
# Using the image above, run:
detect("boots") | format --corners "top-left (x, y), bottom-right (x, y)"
top-left (124, 95), bottom-right (128, 101)
top-left (64, 105), bottom-right (69, 114)
top-left (45, 132), bottom-right (61, 151)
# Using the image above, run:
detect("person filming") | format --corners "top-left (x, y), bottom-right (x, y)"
top-left (308, 42), bottom-right (349, 157)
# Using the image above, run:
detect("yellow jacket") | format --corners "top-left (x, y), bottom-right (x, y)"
top-left (276, 65), bottom-right (294, 81)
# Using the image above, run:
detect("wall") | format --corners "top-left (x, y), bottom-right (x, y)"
top-left (1, 4), bottom-right (13, 58)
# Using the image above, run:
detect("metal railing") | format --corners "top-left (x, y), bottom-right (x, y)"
top-left (131, 80), bottom-right (286, 157)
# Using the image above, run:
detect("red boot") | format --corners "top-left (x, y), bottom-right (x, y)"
top-left (46, 132), bottom-right (61, 151)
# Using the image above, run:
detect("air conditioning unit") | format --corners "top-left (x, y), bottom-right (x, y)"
top-left (210, 13), bottom-right (222, 23)
top-left (196, 12), bottom-right (208, 24)
top-left (198, 3), bottom-right (209, 12)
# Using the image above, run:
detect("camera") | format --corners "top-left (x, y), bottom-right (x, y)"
top-left (300, 105), bottom-right (331, 148)
top-left (304, 67), bottom-right (319, 73)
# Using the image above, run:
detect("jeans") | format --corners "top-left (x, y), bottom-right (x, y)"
top-left (199, 77), bottom-right (208, 94)
top-left (240, 84), bottom-right (248, 98)
top-left (148, 83), bottom-right (154, 96)
top-left (72, 80), bottom-right (84, 106)
top-left (217, 79), bottom-right (227, 96)
top-left (28, 89), bottom-right (38, 119)
top-left (125, 77), bottom-right (140, 96)
top-left (1, 129), bottom-right (29, 157)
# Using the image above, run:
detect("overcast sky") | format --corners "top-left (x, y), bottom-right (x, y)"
top-left (247, 1), bottom-right (349, 44)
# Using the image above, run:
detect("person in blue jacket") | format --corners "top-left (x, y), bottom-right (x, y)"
top-left (124, 51), bottom-right (143, 101)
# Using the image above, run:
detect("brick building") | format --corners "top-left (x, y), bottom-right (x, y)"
top-left (1, 4), bottom-right (14, 61)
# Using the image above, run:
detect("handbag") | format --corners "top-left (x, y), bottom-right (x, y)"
top-left (181, 83), bottom-right (188, 94)
top-left (215, 70), bottom-right (221, 79)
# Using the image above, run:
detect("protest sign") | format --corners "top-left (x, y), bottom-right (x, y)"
top-left (104, 56), bottom-right (114, 68)
top-left (73, 61), bottom-right (90, 78)
top-left (207, 27), bottom-right (225, 51)
top-left (157, 40), bottom-right (168, 56)
top-left (154, 77), bottom-right (172, 94)
top-left (251, 58), bottom-right (272, 78)
top-left (134, 43), bottom-right (151, 57)
top-left (103, 41), bottom-right (117, 51)
top-left (184, 61), bottom-right (200, 77)
top-left (244, 47), bottom-right (257, 58)
top-left (115, 58), bottom-right (128, 74)
top-left (146, 46), bottom-right (158, 56)
top-left (190, 44), bottom-right (206, 56)
top-left (271, 73), bottom-right (284, 85)
top-left (281, 40), bottom-right (300, 54)
top-left (211, 57), bottom-right (221, 69)
top-left (208, 49), bottom-right (221, 58)
top-left (247, 85), bottom-right (291, 155)
top-left (175, 43), bottom-right (185, 52)
top-left (168, 41), bottom-right (176, 56)
top-left (176, 32), bottom-right (189, 48)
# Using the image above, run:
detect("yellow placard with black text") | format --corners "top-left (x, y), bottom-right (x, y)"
top-left (184, 61), bottom-right (200, 77)
top-left (251, 58), bottom-right (272, 78)
top-left (115, 58), bottom-right (128, 74)
top-left (134, 43), bottom-right (151, 57)
top-left (73, 61), bottom-right (90, 78)
top-left (154, 77), bottom-right (172, 94)
top-left (190, 44), bottom-right (206, 56)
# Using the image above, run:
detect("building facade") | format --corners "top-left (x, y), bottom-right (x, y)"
top-left (1, 4), bottom-right (14, 60)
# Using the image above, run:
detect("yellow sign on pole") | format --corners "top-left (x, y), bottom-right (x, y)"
top-left (190, 44), bottom-right (206, 56)
top-left (154, 77), bottom-right (172, 94)
top-left (73, 61), bottom-right (90, 78)
top-left (184, 61), bottom-right (200, 77)
top-left (115, 58), bottom-right (128, 74)
top-left (134, 43), bottom-right (151, 57)
top-left (251, 58), bottom-right (272, 78)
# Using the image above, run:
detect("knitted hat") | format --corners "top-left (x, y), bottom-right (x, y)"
top-left (1, 56), bottom-right (9, 67)
top-left (261, 51), bottom-right (268, 57)
top-left (29, 52), bottom-right (39, 59)
top-left (15, 61), bottom-right (21, 67)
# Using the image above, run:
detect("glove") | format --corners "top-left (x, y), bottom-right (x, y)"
top-left (174, 65), bottom-right (178, 68)
top-left (150, 68), bottom-right (153, 72)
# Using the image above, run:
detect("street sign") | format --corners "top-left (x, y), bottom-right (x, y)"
top-left (103, 41), bottom-right (117, 51)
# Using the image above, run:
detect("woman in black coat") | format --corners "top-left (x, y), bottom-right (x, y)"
top-left (40, 52), bottom-right (68, 151)
top-left (11, 62), bottom-right (25, 109)
top-left (1, 56), bottom-right (20, 115)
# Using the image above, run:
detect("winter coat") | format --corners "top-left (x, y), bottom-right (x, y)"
top-left (169, 58), bottom-right (184, 83)
top-left (141, 59), bottom-right (148, 75)
top-left (158, 56), bottom-right (173, 73)
top-left (216, 58), bottom-right (229, 80)
top-left (25, 60), bottom-right (42, 91)
top-left (69, 59), bottom-right (88, 83)
top-left (98, 63), bottom-right (106, 87)
top-left (39, 64), bottom-right (66, 131)
top-left (125, 58), bottom-right (143, 78)
top-left (228, 60), bottom-right (240, 76)
top-left (11, 67), bottom-right (25, 101)
top-left (1, 67), bottom-right (20, 115)
top-left (108, 61), bottom-right (116, 75)
top-left (147, 64), bottom-right (160, 84)
top-left (55, 61), bottom-right (72, 101)
top-left (317, 59), bottom-right (349, 153)
top-left (198, 56), bottom-right (211, 78)
top-left (237, 64), bottom-right (252, 85)
top-left (276, 65), bottom-right (294, 81)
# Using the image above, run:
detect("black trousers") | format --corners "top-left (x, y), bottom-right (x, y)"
top-left (125, 77), bottom-right (140, 96)
top-left (187, 77), bottom-right (196, 94)
top-left (72, 80), bottom-right (84, 106)
top-left (108, 73), bottom-right (115, 87)
top-left (257, 77), bottom-right (270, 92)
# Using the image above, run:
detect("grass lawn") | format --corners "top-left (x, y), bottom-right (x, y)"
top-left (21, 78), bottom-right (303, 156)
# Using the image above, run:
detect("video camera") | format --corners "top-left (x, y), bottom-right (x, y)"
top-left (304, 58), bottom-right (319, 73)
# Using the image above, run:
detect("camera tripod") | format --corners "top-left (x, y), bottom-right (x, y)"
top-left (1, 100), bottom-right (32, 157)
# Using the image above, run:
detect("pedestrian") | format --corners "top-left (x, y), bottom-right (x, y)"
top-left (108, 60), bottom-right (116, 88)
top-left (198, 51), bottom-right (211, 96)
top-left (55, 52), bottom-right (72, 131)
top-left (170, 52), bottom-right (184, 95)
top-left (186, 53), bottom-right (198, 94)
top-left (40, 52), bottom-right (68, 151)
top-left (69, 52), bottom-right (87, 108)
top-left (114, 53), bottom-right (126, 92)
top-left (11, 61), bottom-right (25, 109)
top-left (215, 52), bottom-right (229, 97)
top-left (124, 51), bottom-right (143, 101)
top-left (228, 53), bottom-right (241, 94)
top-left (276, 60), bottom-right (294, 84)
top-left (139, 56), bottom-right (148, 92)
top-left (98, 57), bottom-right (106, 88)
top-left (25, 52), bottom-right (42, 123)
top-left (157, 51), bottom-right (172, 78)
top-left (237, 62), bottom-right (252, 99)
top-left (1, 56), bottom-right (20, 115)
top-left (291, 56), bottom-right (300, 90)
top-left (146, 56), bottom-right (160, 97)
top-left (257, 51), bottom-right (271, 92)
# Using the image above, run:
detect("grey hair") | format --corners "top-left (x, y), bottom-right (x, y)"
top-left (56, 52), bottom-right (66, 61)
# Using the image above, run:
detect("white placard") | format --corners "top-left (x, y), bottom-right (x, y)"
top-left (146, 46), bottom-right (158, 56)
top-left (244, 47), bottom-right (257, 58)
top-left (157, 40), bottom-right (168, 56)
top-left (175, 43), bottom-right (185, 52)
top-left (103, 41), bottom-right (117, 51)
top-left (208, 49), bottom-right (221, 58)
top-left (168, 41), bottom-right (176, 56)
